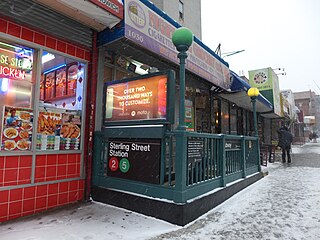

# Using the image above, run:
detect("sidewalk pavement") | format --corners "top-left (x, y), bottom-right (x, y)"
top-left (1, 142), bottom-right (319, 240)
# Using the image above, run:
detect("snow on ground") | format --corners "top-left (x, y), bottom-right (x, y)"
top-left (1, 143), bottom-right (320, 240)
top-left (0, 202), bottom-right (179, 240)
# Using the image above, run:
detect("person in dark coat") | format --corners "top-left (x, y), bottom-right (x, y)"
top-left (277, 125), bottom-right (294, 163)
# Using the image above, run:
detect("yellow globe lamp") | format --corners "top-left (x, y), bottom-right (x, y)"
top-left (247, 87), bottom-right (259, 98)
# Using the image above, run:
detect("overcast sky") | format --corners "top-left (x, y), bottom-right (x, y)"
top-left (201, 0), bottom-right (320, 94)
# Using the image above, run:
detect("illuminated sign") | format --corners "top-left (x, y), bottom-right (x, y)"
top-left (0, 46), bottom-right (33, 80)
top-left (0, 66), bottom-right (26, 79)
top-left (105, 74), bottom-right (167, 121)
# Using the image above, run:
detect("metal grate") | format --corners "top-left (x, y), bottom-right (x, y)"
top-left (0, 0), bottom-right (93, 48)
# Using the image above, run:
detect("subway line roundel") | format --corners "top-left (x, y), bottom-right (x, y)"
top-left (107, 138), bottom-right (161, 184)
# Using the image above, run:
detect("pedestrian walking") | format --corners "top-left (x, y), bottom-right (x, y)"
top-left (277, 125), bottom-right (293, 163)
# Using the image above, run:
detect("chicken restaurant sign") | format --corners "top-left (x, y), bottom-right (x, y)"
top-left (124, 0), bottom-right (230, 90)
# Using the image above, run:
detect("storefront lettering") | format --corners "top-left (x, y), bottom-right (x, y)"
top-left (0, 53), bottom-right (31, 69)
top-left (148, 11), bottom-right (174, 39)
top-left (94, 0), bottom-right (120, 13)
top-left (0, 65), bottom-right (25, 79)
top-left (148, 11), bottom-right (175, 50)
top-left (0, 52), bottom-right (31, 80)
top-left (193, 44), bottom-right (215, 66)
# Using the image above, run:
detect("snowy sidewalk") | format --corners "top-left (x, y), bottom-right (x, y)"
top-left (1, 142), bottom-right (320, 240)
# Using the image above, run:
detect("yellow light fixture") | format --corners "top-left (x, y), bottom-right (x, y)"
top-left (247, 87), bottom-right (259, 97)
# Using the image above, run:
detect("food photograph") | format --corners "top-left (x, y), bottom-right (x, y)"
top-left (1, 106), bottom-right (33, 151)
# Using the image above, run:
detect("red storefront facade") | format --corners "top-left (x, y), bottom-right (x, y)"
top-left (0, 17), bottom-right (89, 223)
top-left (0, 0), bottom-right (122, 222)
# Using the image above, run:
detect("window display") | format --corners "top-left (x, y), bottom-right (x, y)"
top-left (1, 106), bottom-right (33, 151)
top-left (0, 43), bottom-right (86, 152)
top-left (38, 51), bottom-right (85, 151)
top-left (0, 41), bottom-right (34, 151)
top-left (41, 61), bottom-right (81, 102)
top-left (36, 108), bottom-right (81, 151)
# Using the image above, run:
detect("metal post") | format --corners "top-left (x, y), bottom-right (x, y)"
top-left (251, 97), bottom-right (261, 172)
top-left (251, 97), bottom-right (258, 137)
top-left (172, 27), bottom-right (194, 203)
top-left (177, 51), bottom-right (187, 130)
top-left (248, 87), bottom-right (260, 172)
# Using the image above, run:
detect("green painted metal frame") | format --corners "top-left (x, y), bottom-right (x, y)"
top-left (92, 65), bottom-right (260, 204)
top-left (92, 130), bottom-right (260, 204)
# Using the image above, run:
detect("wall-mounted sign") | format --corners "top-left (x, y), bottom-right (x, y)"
top-left (187, 138), bottom-right (204, 164)
top-left (105, 74), bottom-right (167, 121)
top-left (249, 67), bottom-right (282, 117)
top-left (123, 0), bottom-right (230, 90)
top-left (225, 140), bottom-right (241, 150)
top-left (89, 0), bottom-right (124, 19)
top-left (107, 138), bottom-right (161, 184)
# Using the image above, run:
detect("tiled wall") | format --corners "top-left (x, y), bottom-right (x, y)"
top-left (0, 16), bottom-right (90, 223)
top-left (35, 154), bottom-right (81, 182)
top-left (0, 179), bottom-right (84, 222)
top-left (0, 17), bottom-right (91, 61)
top-left (0, 156), bottom-right (32, 187)
top-left (0, 153), bottom-right (84, 222)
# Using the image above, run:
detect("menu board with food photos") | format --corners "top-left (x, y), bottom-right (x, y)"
top-left (42, 63), bottom-right (78, 101)
top-left (1, 106), bottom-right (33, 151)
top-left (59, 112), bottom-right (81, 150)
top-left (55, 67), bottom-right (67, 98)
top-left (67, 64), bottom-right (78, 96)
top-left (45, 71), bottom-right (55, 99)
top-left (36, 110), bottom-right (62, 151)
top-left (36, 109), bottom-right (81, 151)
top-left (40, 74), bottom-right (45, 100)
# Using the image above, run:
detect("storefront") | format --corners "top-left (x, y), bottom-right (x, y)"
top-left (91, 0), bottom-right (269, 225)
top-left (0, 0), bottom-right (122, 222)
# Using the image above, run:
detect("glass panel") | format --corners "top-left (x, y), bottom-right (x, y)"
top-left (212, 98), bottom-right (219, 133)
top-left (105, 74), bottom-right (167, 122)
top-left (221, 100), bottom-right (229, 134)
top-left (0, 41), bottom-right (34, 152)
top-left (37, 51), bottom-right (86, 151)
top-left (230, 104), bottom-right (237, 135)
top-left (195, 92), bottom-right (210, 133)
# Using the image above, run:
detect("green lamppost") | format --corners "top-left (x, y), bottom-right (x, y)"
top-left (171, 27), bottom-right (193, 203)
top-left (247, 87), bottom-right (261, 171)
top-left (172, 27), bottom-right (194, 130)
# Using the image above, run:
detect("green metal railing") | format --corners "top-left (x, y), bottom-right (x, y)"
top-left (92, 130), bottom-right (259, 204)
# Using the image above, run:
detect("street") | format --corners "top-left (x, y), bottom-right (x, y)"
top-left (1, 141), bottom-right (320, 240)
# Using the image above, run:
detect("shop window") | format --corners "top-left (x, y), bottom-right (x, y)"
top-left (230, 103), bottom-right (237, 135)
top-left (185, 98), bottom-right (195, 131)
top-left (220, 100), bottom-right (229, 134)
top-left (237, 108), bottom-right (244, 135)
top-left (37, 51), bottom-right (86, 151)
top-left (195, 92), bottom-right (210, 133)
top-left (0, 40), bottom-right (34, 152)
top-left (212, 98), bottom-right (220, 134)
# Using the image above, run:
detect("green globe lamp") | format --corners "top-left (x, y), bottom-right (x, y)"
top-left (172, 27), bottom-right (194, 130)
